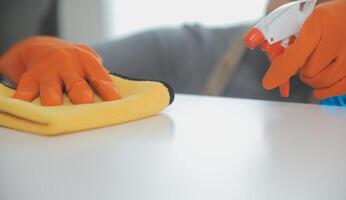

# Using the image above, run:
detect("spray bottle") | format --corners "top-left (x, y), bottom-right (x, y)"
top-left (242, 0), bottom-right (346, 106)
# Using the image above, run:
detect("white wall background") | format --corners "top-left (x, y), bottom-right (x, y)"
top-left (113, 0), bottom-right (269, 37)
top-left (59, 0), bottom-right (268, 44)
top-left (59, 0), bottom-right (115, 44)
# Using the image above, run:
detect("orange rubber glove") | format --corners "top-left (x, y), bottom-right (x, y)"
top-left (262, 1), bottom-right (346, 100)
top-left (0, 36), bottom-right (121, 106)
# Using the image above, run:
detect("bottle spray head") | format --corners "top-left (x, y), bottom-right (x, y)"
top-left (243, 28), bottom-right (265, 49)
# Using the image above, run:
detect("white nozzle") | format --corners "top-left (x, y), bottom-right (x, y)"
top-left (255, 0), bottom-right (317, 44)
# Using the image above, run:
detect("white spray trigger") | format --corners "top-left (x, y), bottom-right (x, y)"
top-left (255, 0), bottom-right (317, 45)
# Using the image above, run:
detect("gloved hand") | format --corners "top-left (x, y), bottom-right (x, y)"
top-left (262, 1), bottom-right (346, 100)
top-left (0, 36), bottom-right (121, 106)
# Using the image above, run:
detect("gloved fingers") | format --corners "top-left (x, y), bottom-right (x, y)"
top-left (73, 43), bottom-right (103, 62)
top-left (301, 36), bottom-right (338, 78)
top-left (300, 59), bottom-right (345, 89)
top-left (262, 13), bottom-right (322, 90)
top-left (77, 49), bottom-right (121, 101)
top-left (0, 53), bottom-right (26, 85)
top-left (90, 79), bottom-right (121, 101)
top-left (39, 71), bottom-right (63, 106)
top-left (12, 73), bottom-right (39, 102)
top-left (25, 52), bottom-right (66, 76)
top-left (59, 65), bottom-right (94, 104)
top-left (314, 77), bottom-right (346, 100)
top-left (12, 52), bottom-right (70, 103)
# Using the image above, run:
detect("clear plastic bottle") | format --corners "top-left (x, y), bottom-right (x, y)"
top-left (320, 95), bottom-right (346, 107)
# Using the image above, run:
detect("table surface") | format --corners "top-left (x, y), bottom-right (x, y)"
top-left (1, 94), bottom-right (346, 200)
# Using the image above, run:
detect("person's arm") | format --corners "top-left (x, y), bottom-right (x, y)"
top-left (93, 31), bottom-right (164, 81)
top-left (93, 24), bottom-right (241, 94)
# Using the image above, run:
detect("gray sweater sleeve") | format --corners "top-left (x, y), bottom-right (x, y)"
top-left (93, 24), bottom-right (242, 94)
top-left (93, 30), bottom-right (164, 81)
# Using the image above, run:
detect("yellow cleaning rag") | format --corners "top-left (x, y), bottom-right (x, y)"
top-left (0, 74), bottom-right (174, 136)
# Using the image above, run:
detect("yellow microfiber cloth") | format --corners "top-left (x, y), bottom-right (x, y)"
top-left (0, 74), bottom-right (174, 136)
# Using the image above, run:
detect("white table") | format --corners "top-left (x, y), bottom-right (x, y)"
top-left (1, 94), bottom-right (346, 200)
